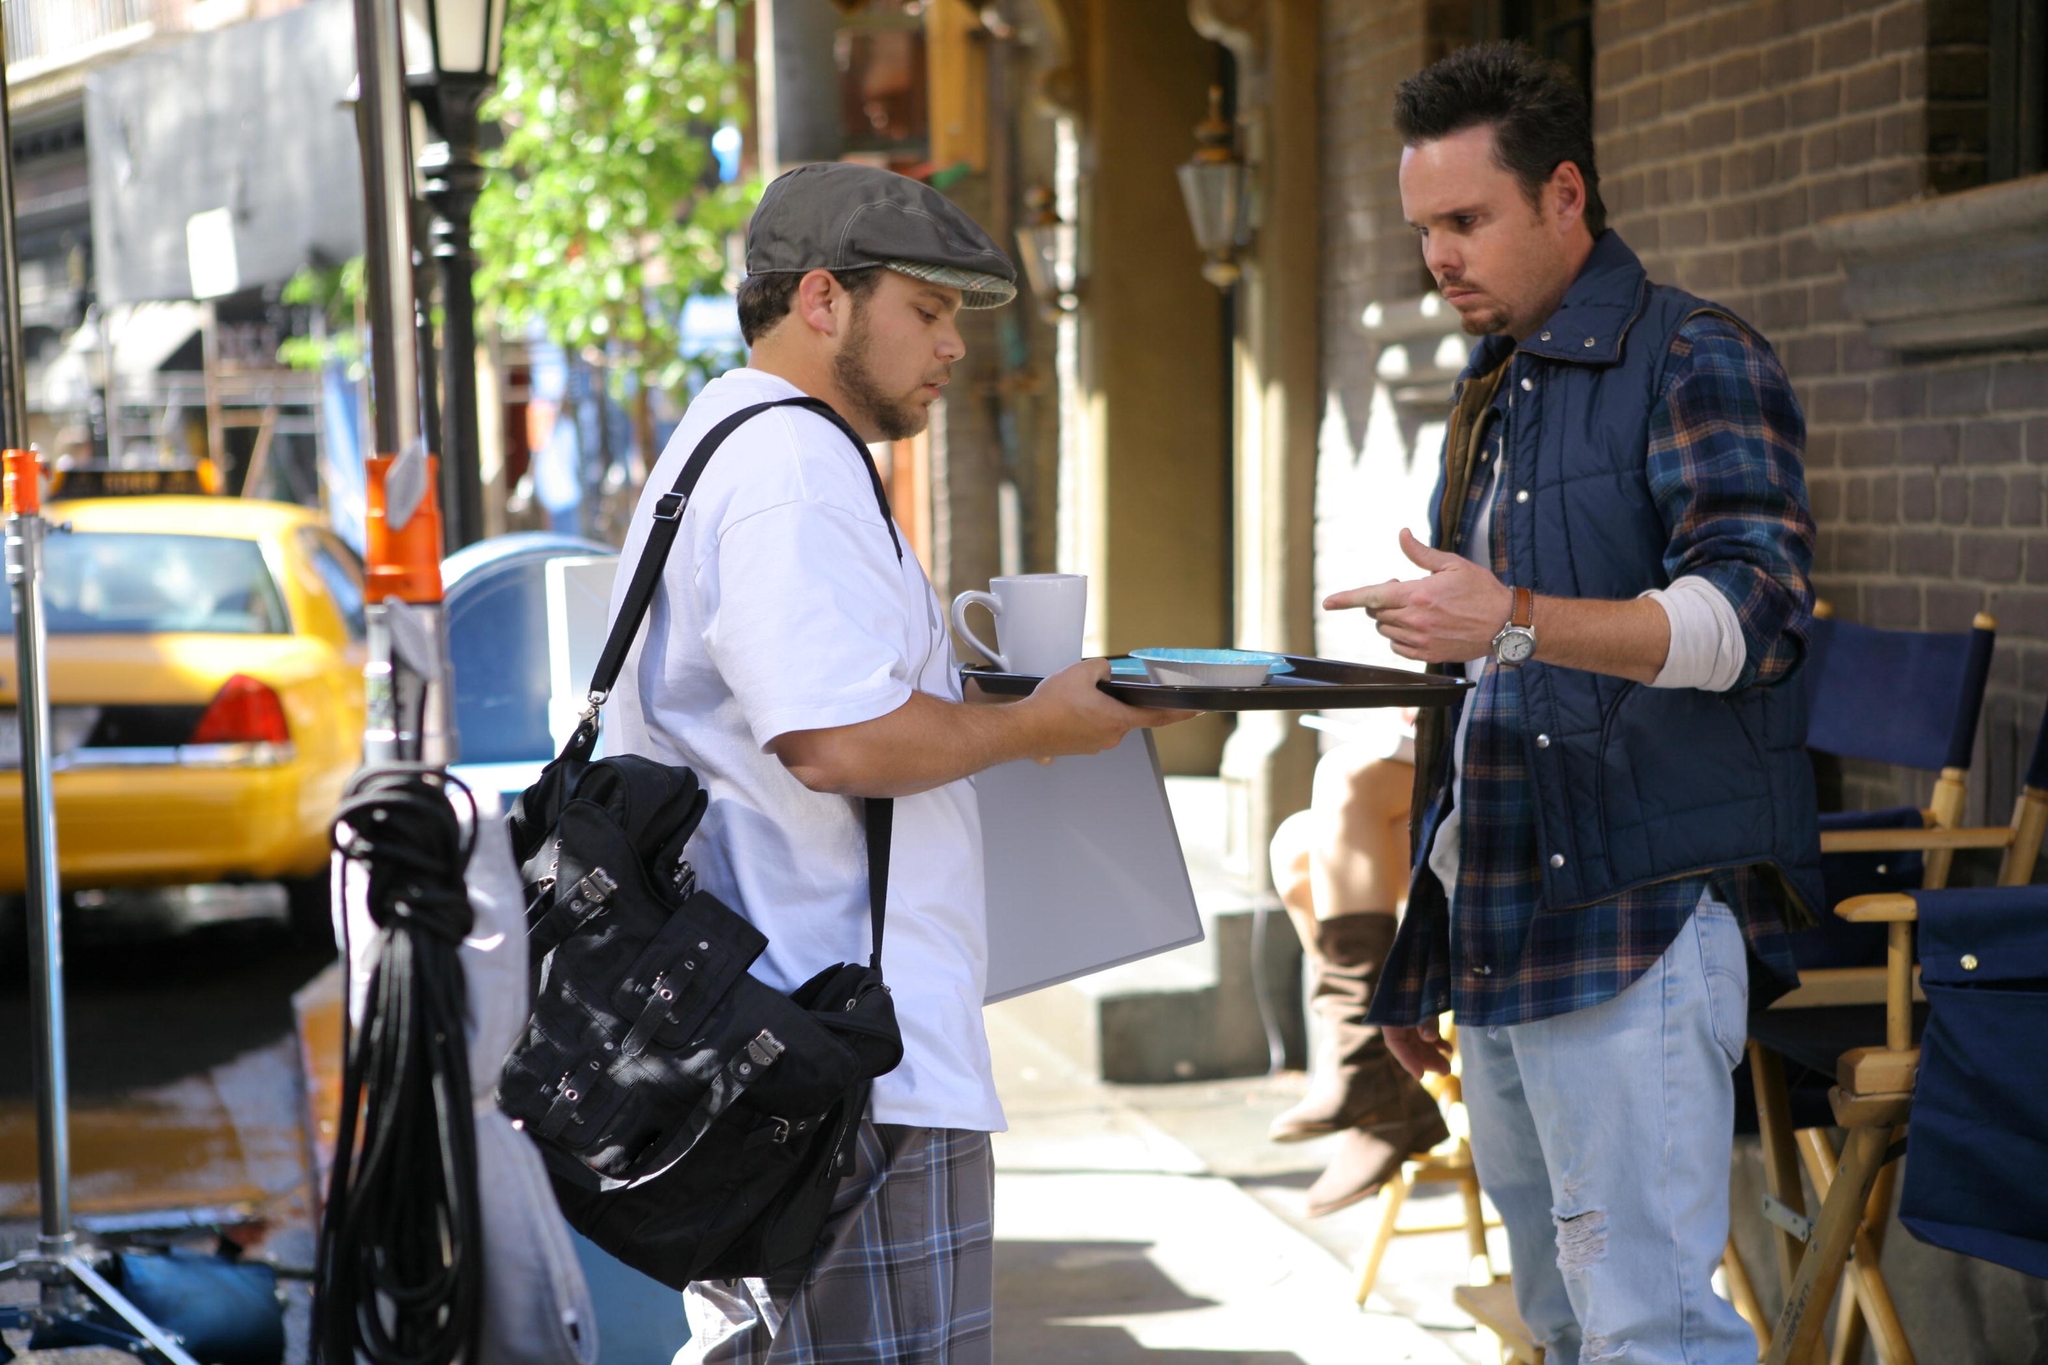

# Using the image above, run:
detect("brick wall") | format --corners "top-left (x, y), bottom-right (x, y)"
top-left (1320, 0), bottom-right (1434, 438)
top-left (1595, 0), bottom-right (2048, 820)
top-left (1317, 0), bottom-right (1484, 681)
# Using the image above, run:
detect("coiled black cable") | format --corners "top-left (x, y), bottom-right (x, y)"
top-left (314, 765), bottom-right (483, 1365)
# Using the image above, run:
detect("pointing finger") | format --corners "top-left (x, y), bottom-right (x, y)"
top-left (1325, 579), bottom-right (1418, 613)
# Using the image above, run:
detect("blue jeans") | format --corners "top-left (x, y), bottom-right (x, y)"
top-left (1460, 894), bottom-right (1755, 1365)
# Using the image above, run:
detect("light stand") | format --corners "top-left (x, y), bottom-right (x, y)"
top-left (0, 455), bottom-right (197, 1364)
top-left (0, 34), bottom-right (202, 1360)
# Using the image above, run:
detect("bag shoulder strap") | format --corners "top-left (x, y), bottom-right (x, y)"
top-left (587, 396), bottom-right (898, 703)
top-left (584, 393), bottom-right (900, 969)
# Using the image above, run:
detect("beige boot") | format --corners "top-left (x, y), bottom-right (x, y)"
top-left (1303, 1075), bottom-right (1449, 1217)
top-left (1269, 913), bottom-right (1427, 1141)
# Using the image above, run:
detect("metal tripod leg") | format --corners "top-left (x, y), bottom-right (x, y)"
top-left (0, 491), bottom-right (202, 1365)
top-left (0, 1253), bottom-right (201, 1365)
top-left (66, 1254), bottom-right (203, 1365)
top-left (0, 37), bottom-right (230, 1365)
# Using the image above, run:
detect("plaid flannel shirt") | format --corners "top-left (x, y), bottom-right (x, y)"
top-left (1374, 316), bottom-right (1809, 1029)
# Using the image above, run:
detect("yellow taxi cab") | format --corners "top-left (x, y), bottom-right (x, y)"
top-left (0, 484), bottom-right (366, 940)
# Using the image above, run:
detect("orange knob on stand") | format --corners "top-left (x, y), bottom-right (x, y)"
top-left (364, 454), bottom-right (446, 605)
top-left (3, 449), bottom-right (40, 517)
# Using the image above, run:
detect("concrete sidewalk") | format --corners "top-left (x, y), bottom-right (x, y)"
top-left (986, 999), bottom-right (1511, 1365)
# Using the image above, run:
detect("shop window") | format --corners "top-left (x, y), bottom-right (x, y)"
top-left (835, 0), bottom-right (929, 161)
top-left (1475, 0), bottom-right (1594, 96)
top-left (1929, 0), bottom-right (2044, 192)
top-left (1988, 0), bottom-right (2048, 181)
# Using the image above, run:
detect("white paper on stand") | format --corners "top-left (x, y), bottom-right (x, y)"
top-left (977, 729), bottom-right (1204, 1003)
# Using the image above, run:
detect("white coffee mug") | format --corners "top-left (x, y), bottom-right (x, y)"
top-left (951, 574), bottom-right (1087, 676)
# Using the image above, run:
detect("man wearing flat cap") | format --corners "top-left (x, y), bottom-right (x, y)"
top-left (610, 163), bottom-right (1186, 1362)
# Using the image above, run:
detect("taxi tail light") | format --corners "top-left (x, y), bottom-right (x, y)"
top-left (189, 675), bottom-right (291, 745)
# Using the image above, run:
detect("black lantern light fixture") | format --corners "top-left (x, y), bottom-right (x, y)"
top-left (403, 0), bottom-right (506, 80)
top-left (402, 0), bottom-right (508, 550)
top-left (1177, 84), bottom-right (1248, 290)
top-left (1015, 185), bottom-right (1079, 320)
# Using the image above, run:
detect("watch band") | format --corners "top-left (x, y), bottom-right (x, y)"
top-left (1510, 585), bottom-right (1534, 631)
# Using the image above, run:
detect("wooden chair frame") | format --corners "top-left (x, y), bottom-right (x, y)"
top-left (1728, 608), bottom-right (2000, 1364)
top-left (1354, 1023), bottom-right (1498, 1308)
top-left (1760, 779), bottom-right (2048, 1365)
top-left (1455, 1277), bottom-right (1544, 1364)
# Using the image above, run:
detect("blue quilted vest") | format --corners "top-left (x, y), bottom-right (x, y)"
top-left (1422, 231), bottom-right (1824, 920)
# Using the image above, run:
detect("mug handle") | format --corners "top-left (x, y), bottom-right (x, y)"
top-left (950, 591), bottom-right (1009, 672)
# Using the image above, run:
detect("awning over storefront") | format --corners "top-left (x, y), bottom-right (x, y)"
top-left (39, 301), bottom-right (206, 414)
top-left (84, 0), bottom-right (363, 304)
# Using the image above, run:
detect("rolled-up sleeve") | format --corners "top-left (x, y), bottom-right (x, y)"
top-left (1645, 316), bottom-right (1816, 690)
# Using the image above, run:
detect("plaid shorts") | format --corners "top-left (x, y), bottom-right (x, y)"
top-left (677, 1123), bottom-right (995, 1365)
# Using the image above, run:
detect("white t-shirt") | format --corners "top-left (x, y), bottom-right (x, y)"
top-left (605, 368), bottom-right (1003, 1133)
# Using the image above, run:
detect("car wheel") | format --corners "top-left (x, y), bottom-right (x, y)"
top-left (285, 875), bottom-right (338, 958)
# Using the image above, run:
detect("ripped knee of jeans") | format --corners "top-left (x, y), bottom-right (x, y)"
top-left (1552, 1207), bottom-right (1609, 1274)
top-left (1583, 1332), bottom-right (1630, 1362)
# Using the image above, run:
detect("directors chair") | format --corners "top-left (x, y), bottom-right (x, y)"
top-left (1765, 709), bottom-right (2048, 1365)
top-left (1734, 606), bottom-right (1997, 1365)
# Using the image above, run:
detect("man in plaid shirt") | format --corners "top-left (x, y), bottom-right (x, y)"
top-left (1328, 45), bottom-right (1820, 1363)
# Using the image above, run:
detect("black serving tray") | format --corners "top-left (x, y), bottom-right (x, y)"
top-left (962, 654), bottom-right (1473, 712)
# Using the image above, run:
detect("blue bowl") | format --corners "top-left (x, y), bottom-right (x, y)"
top-left (1127, 648), bottom-right (1288, 687)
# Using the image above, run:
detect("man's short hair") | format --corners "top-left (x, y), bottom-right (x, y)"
top-left (1394, 41), bottom-right (1606, 237)
top-left (736, 266), bottom-right (885, 346)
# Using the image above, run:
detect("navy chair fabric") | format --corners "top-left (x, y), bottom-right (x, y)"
top-left (1790, 615), bottom-right (1995, 971)
top-left (1897, 886), bottom-right (2048, 1279)
top-left (1736, 615), bottom-right (1996, 1138)
top-left (1735, 1001), bottom-right (1929, 1134)
top-left (1795, 806), bottom-right (1927, 969)
top-left (1803, 616), bottom-right (1995, 774)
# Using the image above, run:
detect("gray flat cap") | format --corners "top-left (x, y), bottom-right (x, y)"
top-left (746, 162), bottom-right (1018, 309)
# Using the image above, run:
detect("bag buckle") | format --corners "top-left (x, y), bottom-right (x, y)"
top-left (742, 1031), bottom-right (785, 1072)
top-left (653, 492), bottom-right (685, 522)
top-left (566, 867), bottom-right (618, 920)
top-left (580, 690), bottom-right (607, 721)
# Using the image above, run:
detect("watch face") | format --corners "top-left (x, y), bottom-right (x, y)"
top-left (1498, 628), bottom-right (1536, 665)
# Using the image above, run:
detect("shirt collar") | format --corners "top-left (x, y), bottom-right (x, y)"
top-left (1516, 231), bottom-right (1650, 366)
top-left (1455, 231), bottom-right (1652, 379)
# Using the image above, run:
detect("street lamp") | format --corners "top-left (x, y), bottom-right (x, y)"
top-left (1015, 186), bottom-right (1078, 321)
top-left (402, 0), bottom-right (507, 550)
top-left (1176, 84), bottom-right (1248, 290)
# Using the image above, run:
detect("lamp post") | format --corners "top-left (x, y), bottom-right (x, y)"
top-left (1176, 84), bottom-right (1249, 290)
top-left (403, 0), bottom-right (506, 550)
top-left (1015, 186), bottom-right (1079, 322)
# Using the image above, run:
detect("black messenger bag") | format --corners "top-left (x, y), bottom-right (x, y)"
top-left (498, 397), bottom-right (907, 1290)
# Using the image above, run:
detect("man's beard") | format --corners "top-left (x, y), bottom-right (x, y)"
top-left (1451, 293), bottom-right (1511, 336)
top-left (833, 309), bottom-right (938, 441)
top-left (1460, 306), bottom-right (1509, 336)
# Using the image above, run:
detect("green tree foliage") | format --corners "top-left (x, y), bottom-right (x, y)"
top-left (472, 0), bottom-right (754, 407)
top-left (276, 257), bottom-right (365, 375)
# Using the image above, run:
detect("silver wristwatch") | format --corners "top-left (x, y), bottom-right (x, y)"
top-left (1492, 586), bottom-right (1537, 667)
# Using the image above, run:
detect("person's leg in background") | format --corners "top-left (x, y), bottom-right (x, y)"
top-left (1267, 737), bottom-right (1448, 1217)
top-left (1460, 896), bottom-right (1757, 1365)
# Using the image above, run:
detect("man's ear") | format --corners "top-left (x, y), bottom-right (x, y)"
top-left (794, 269), bottom-right (843, 338)
top-left (1547, 161), bottom-right (1588, 236)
